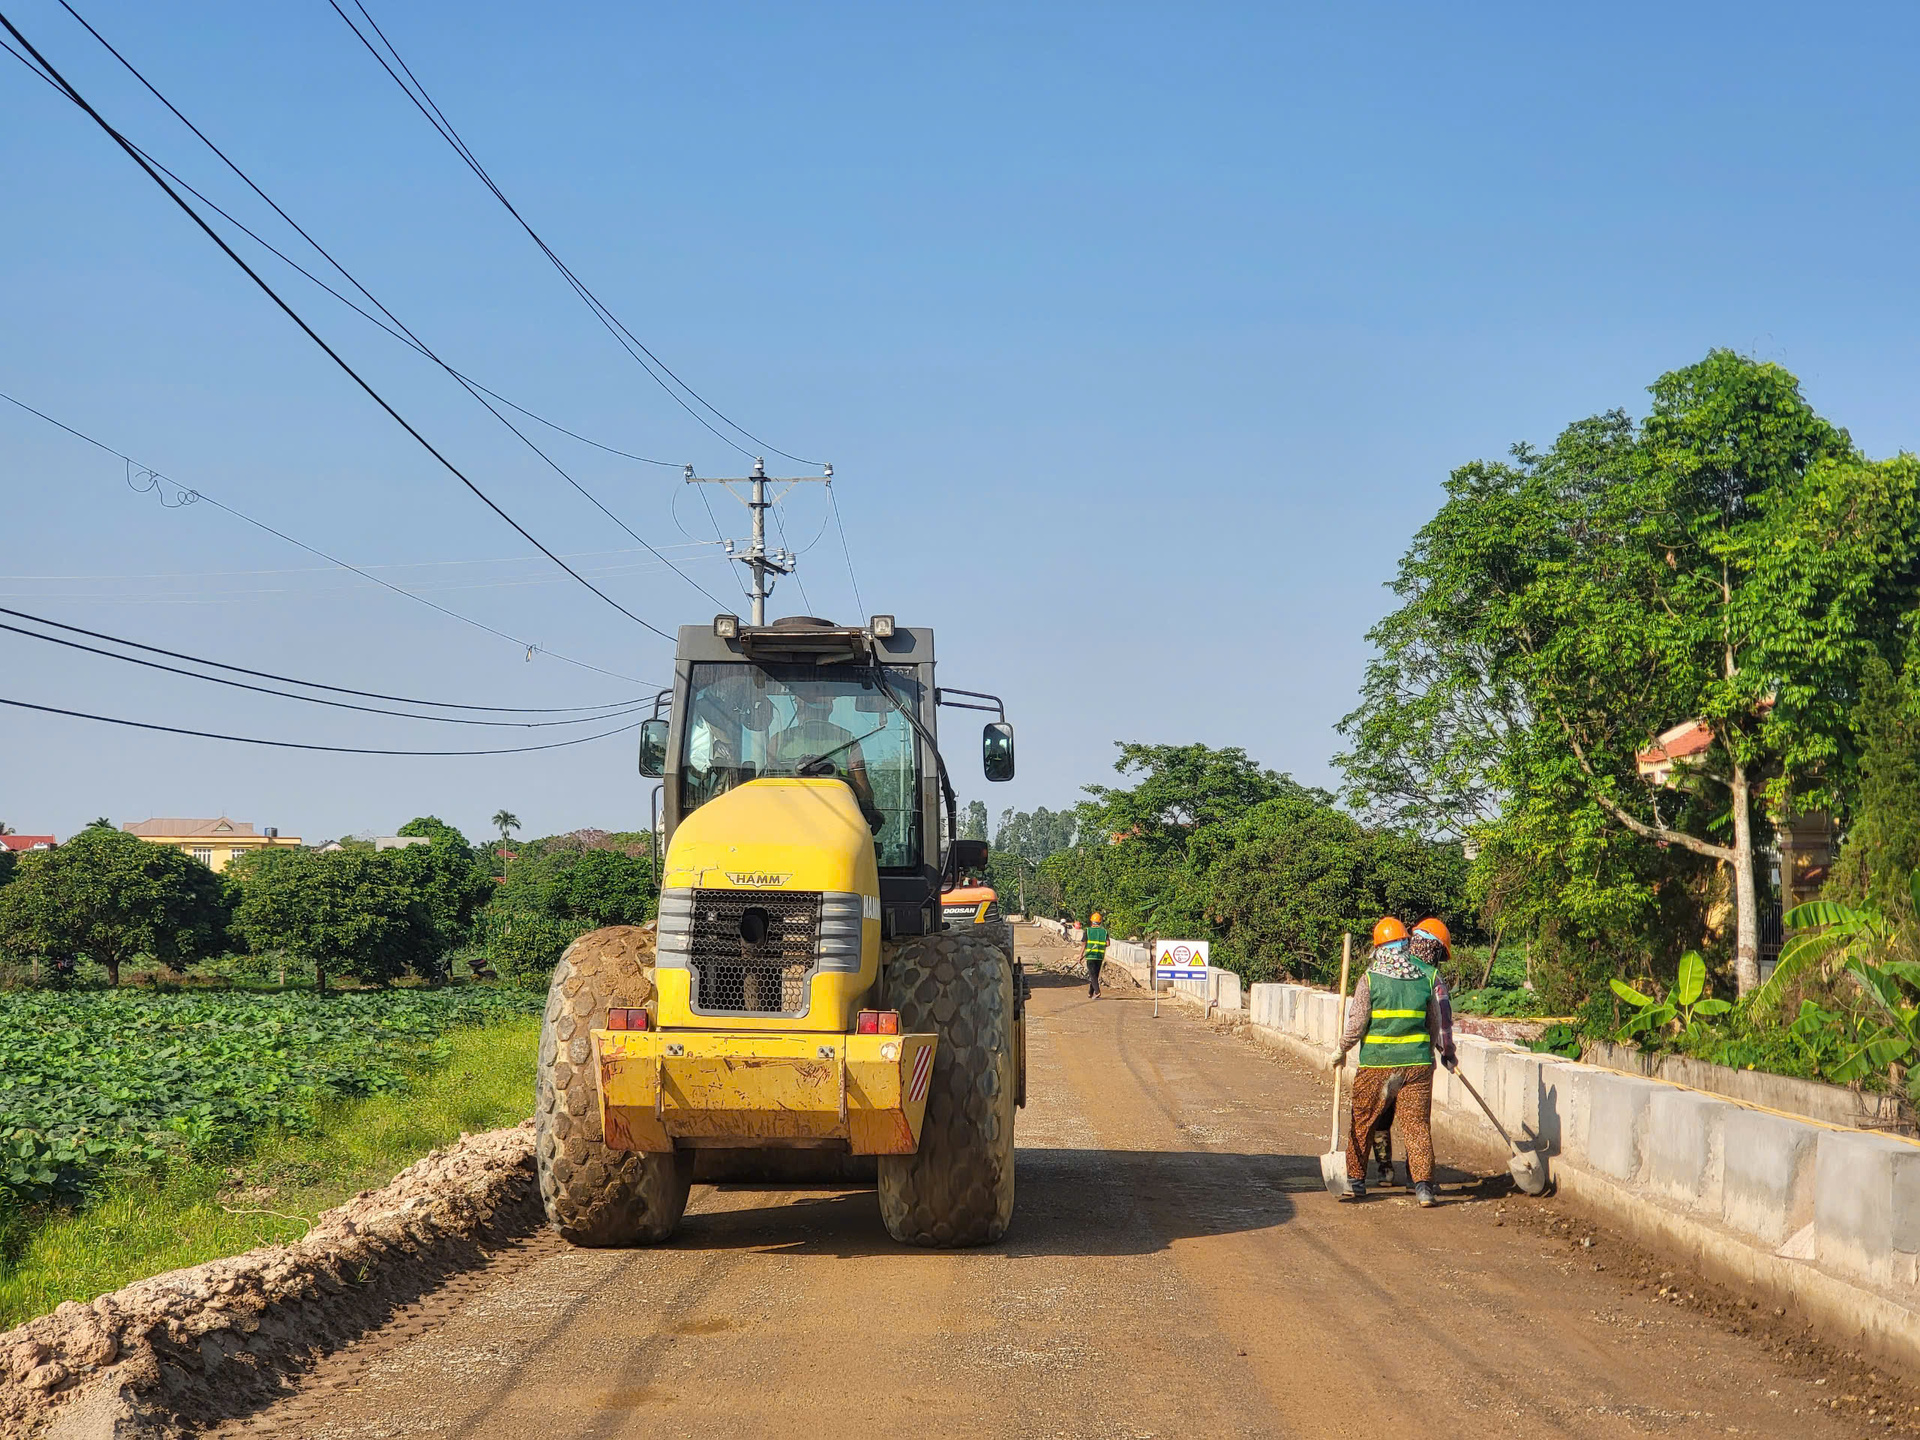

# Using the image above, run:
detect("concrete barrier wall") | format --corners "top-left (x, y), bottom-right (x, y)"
top-left (1585, 1039), bottom-right (1909, 1131)
top-left (1246, 978), bottom-right (1920, 1371)
top-left (1172, 968), bottom-right (1242, 1012)
top-left (1092, 942), bottom-right (1244, 1016)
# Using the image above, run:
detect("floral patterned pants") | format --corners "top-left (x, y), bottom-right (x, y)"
top-left (1347, 1064), bottom-right (1435, 1183)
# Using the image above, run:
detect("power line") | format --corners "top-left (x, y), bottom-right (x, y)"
top-left (0, 387), bottom-right (649, 687)
top-left (0, 602), bottom-right (641, 715)
top-left (770, 502), bottom-right (815, 615)
top-left (329, 0), bottom-right (826, 468)
top-left (44, 3), bottom-right (728, 612)
top-left (829, 481), bottom-right (865, 619)
top-left (0, 11), bottom-right (676, 643)
top-left (0, 694), bottom-right (647, 756)
top-left (0, 616), bottom-right (651, 727)
top-left (8, 22), bottom-right (674, 471)
top-left (0, 538), bottom-right (720, 583)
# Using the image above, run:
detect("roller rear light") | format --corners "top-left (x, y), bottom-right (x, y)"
top-left (606, 1008), bottom-right (651, 1031)
top-left (855, 1010), bottom-right (901, 1035)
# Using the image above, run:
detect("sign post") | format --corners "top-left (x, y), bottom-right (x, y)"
top-left (1152, 939), bottom-right (1210, 1019)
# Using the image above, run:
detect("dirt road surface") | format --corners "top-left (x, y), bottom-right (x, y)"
top-left (216, 926), bottom-right (1896, 1438)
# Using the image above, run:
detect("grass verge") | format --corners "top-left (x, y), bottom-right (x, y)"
top-left (0, 1015), bottom-right (538, 1330)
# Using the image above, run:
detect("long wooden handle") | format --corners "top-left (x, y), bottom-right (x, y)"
top-left (1454, 1068), bottom-right (1518, 1151)
top-left (1328, 932), bottom-right (1352, 1151)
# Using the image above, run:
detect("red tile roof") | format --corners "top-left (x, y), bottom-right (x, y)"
top-left (1636, 719), bottom-right (1713, 767)
top-left (0, 835), bottom-right (55, 851)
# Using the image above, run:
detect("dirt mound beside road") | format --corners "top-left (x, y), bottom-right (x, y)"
top-left (1, 1122), bottom-right (541, 1439)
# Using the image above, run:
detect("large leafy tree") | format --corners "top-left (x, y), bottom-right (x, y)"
top-left (1342, 351), bottom-right (1920, 994)
top-left (0, 822), bottom-right (226, 985)
top-left (229, 847), bottom-right (424, 990)
top-left (478, 838), bottom-right (658, 984)
top-left (1034, 742), bottom-right (1467, 973)
top-left (393, 816), bottom-right (494, 945)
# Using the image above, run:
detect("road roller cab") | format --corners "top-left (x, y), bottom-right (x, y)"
top-left (535, 615), bottom-right (1023, 1249)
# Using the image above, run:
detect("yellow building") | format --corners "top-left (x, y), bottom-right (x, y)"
top-left (122, 817), bottom-right (302, 873)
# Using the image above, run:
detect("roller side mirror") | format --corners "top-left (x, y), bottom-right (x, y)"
top-left (983, 722), bottom-right (1015, 782)
top-left (638, 717), bottom-right (669, 778)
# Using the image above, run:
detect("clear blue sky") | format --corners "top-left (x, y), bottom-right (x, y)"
top-left (3, 1), bottom-right (1917, 845)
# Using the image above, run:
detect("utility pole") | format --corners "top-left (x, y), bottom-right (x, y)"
top-left (685, 458), bottom-right (833, 625)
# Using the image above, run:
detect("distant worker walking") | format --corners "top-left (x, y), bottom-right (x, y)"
top-left (1082, 912), bottom-right (1110, 999)
top-left (1336, 915), bottom-right (1457, 1206)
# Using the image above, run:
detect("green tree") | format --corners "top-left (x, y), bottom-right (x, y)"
top-left (1032, 741), bottom-right (1466, 971)
top-left (0, 825), bottom-right (226, 985)
top-left (229, 847), bottom-right (425, 990)
top-left (961, 800), bottom-right (988, 842)
top-left (397, 815), bottom-right (471, 849)
top-left (1342, 352), bottom-right (1920, 995)
top-left (1826, 653), bottom-right (1920, 917)
top-left (992, 806), bottom-right (1078, 862)
top-left (520, 848), bottom-right (657, 928)
top-left (393, 816), bottom-right (494, 945)
top-left (480, 838), bottom-right (656, 984)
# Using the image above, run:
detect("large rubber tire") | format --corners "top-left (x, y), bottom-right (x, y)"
top-left (877, 930), bottom-right (1017, 1247)
top-left (536, 925), bottom-right (694, 1246)
top-left (984, 914), bottom-right (1016, 962)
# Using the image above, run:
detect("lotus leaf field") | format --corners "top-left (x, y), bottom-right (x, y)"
top-left (0, 987), bottom-right (542, 1212)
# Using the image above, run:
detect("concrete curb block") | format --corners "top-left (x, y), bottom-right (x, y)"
top-left (1242, 974), bottom-right (1920, 1376)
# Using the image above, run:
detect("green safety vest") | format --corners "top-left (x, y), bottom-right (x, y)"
top-left (1358, 960), bottom-right (1436, 1068)
top-left (1083, 926), bottom-right (1109, 959)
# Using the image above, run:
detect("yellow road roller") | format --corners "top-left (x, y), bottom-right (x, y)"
top-left (536, 615), bottom-right (1022, 1247)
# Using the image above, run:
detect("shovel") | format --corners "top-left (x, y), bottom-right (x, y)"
top-left (1320, 934), bottom-right (1355, 1198)
top-left (1451, 1067), bottom-right (1551, 1195)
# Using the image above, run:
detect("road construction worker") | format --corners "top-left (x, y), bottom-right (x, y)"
top-left (1336, 915), bottom-right (1457, 1206)
top-left (1081, 911), bottom-right (1109, 999)
top-left (1363, 916), bottom-right (1460, 1188)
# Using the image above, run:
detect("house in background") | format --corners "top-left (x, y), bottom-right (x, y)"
top-left (122, 817), bottom-right (302, 873)
top-left (0, 833), bottom-right (57, 853)
top-left (1633, 718), bottom-right (1716, 789)
top-left (1635, 716), bottom-right (1836, 983)
top-left (316, 835), bottom-right (427, 853)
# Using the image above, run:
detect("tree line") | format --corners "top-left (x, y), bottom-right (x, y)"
top-left (0, 817), bottom-right (656, 990)
top-left (971, 746), bottom-right (1468, 987)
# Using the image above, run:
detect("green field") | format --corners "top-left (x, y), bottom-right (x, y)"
top-left (0, 986), bottom-right (541, 1210)
top-left (0, 1016), bottom-right (540, 1327)
top-left (0, 985), bottom-right (545, 1325)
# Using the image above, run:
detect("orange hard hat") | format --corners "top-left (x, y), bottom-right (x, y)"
top-left (1371, 916), bottom-right (1408, 948)
top-left (1412, 916), bottom-right (1452, 953)
top-left (1090, 912), bottom-right (1103, 924)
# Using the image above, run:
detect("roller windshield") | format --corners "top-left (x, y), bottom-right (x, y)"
top-left (680, 661), bottom-right (925, 869)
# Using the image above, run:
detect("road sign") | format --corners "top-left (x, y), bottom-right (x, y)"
top-left (1154, 939), bottom-right (1209, 980)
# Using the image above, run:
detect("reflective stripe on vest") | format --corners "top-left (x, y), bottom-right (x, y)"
top-left (1357, 965), bottom-right (1436, 1068)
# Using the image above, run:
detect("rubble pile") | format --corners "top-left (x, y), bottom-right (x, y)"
top-left (1, 1122), bottom-right (540, 1439)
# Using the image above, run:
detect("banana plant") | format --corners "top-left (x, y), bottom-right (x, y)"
top-left (1827, 958), bottom-right (1920, 1093)
top-left (1610, 950), bottom-right (1731, 1042)
top-left (1751, 872), bottom-right (1916, 1017)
